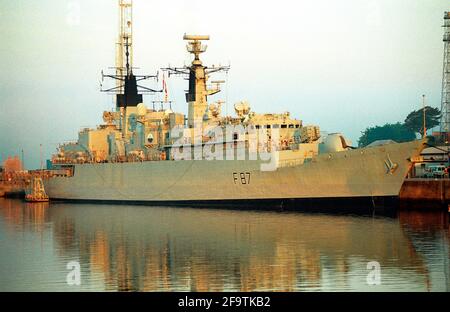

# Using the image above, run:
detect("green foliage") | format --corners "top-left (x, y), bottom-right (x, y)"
top-left (404, 106), bottom-right (441, 137)
top-left (358, 122), bottom-right (416, 147)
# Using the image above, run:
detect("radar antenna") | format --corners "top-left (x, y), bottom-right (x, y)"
top-left (162, 34), bottom-right (230, 127)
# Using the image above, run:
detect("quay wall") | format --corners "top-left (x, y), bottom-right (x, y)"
top-left (399, 179), bottom-right (450, 210)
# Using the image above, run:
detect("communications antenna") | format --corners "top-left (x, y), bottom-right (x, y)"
top-left (100, 0), bottom-right (161, 109)
top-left (162, 34), bottom-right (230, 127)
top-left (440, 11), bottom-right (450, 141)
top-left (117, 0), bottom-right (133, 94)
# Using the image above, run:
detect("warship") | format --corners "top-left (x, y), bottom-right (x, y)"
top-left (44, 2), bottom-right (425, 210)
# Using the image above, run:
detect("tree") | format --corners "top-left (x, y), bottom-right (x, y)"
top-left (358, 123), bottom-right (416, 147)
top-left (404, 106), bottom-right (441, 138)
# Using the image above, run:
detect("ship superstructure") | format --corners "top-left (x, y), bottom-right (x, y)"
top-left (52, 31), bottom-right (320, 167)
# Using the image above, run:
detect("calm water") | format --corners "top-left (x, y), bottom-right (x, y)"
top-left (0, 198), bottom-right (448, 292)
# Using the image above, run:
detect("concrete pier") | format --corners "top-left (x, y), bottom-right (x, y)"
top-left (399, 179), bottom-right (450, 210)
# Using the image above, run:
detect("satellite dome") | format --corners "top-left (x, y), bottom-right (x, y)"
top-left (234, 101), bottom-right (250, 117)
top-left (137, 103), bottom-right (147, 116)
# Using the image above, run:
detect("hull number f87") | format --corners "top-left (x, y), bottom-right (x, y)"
top-left (233, 172), bottom-right (251, 185)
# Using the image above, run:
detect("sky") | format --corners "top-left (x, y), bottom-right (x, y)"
top-left (0, 0), bottom-right (448, 169)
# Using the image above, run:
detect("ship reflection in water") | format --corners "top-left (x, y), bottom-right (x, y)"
top-left (0, 198), bottom-right (448, 292)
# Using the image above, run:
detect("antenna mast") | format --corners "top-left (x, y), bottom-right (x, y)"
top-left (117, 0), bottom-right (133, 92)
top-left (101, 0), bottom-right (160, 108)
top-left (440, 11), bottom-right (450, 141)
top-left (162, 35), bottom-right (230, 127)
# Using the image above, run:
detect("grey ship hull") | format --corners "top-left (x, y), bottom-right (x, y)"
top-left (44, 140), bottom-right (424, 209)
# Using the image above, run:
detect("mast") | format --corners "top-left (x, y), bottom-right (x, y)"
top-left (185, 35), bottom-right (212, 127)
top-left (101, 0), bottom-right (160, 137)
top-left (440, 11), bottom-right (450, 141)
top-left (162, 34), bottom-right (229, 128)
top-left (116, 0), bottom-right (133, 97)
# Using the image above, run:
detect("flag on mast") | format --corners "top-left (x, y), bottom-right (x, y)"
top-left (162, 73), bottom-right (168, 102)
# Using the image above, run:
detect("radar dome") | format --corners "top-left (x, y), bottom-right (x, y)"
top-left (234, 101), bottom-right (250, 117)
top-left (137, 103), bottom-right (147, 116)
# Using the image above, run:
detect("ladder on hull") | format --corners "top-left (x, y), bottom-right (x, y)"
top-left (25, 177), bottom-right (49, 202)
